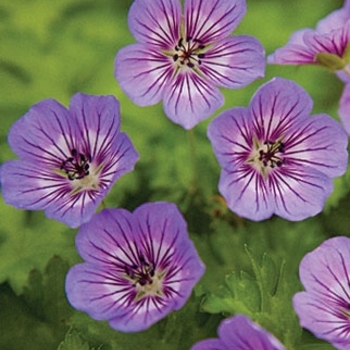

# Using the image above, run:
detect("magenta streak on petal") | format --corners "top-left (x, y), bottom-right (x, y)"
top-left (134, 2), bottom-right (178, 47)
top-left (186, 0), bottom-right (239, 43)
top-left (203, 42), bottom-right (259, 84)
top-left (172, 72), bottom-right (222, 122)
top-left (125, 54), bottom-right (172, 100)
top-left (313, 36), bottom-right (339, 55)
top-left (286, 123), bottom-right (328, 147)
top-left (19, 138), bottom-right (63, 166)
top-left (273, 169), bottom-right (324, 205)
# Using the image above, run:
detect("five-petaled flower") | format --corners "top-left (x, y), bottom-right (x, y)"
top-left (115, 0), bottom-right (265, 130)
top-left (65, 202), bottom-right (205, 332)
top-left (191, 314), bottom-right (285, 350)
top-left (208, 77), bottom-right (348, 221)
top-left (293, 236), bottom-right (350, 350)
top-left (1, 93), bottom-right (139, 228)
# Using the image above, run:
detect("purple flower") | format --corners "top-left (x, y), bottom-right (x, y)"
top-left (65, 202), bottom-right (205, 332)
top-left (115, 0), bottom-right (265, 130)
top-left (339, 83), bottom-right (350, 135)
top-left (208, 77), bottom-right (348, 221)
top-left (1, 93), bottom-right (139, 228)
top-left (293, 236), bottom-right (350, 350)
top-left (268, 1), bottom-right (350, 80)
top-left (191, 314), bottom-right (285, 350)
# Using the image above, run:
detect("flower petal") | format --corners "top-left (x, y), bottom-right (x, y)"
top-left (219, 315), bottom-right (285, 350)
top-left (284, 114), bottom-right (348, 178)
top-left (316, 4), bottom-right (350, 33)
top-left (207, 106), bottom-right (253, 170)
top-left (184, 0), bottom-right (246, 43)
top-left (303, 23), bottom-right (350, 58)
top-left (293, 237), bottom-right (350, 347)
top-left (1, 159), bottom-right (70, 212)
top-left (339, 83), bottom-right (350, 134)
top-left (249, 78), bottom-right (313, 141)
top-left (219, 168), bottom-right (275, 221)
top-left (293, 291), bottom-right (350, 347)
top-left (1, 159), bottom-right (96, 228)
top-left (190, 339), bottom-right (227, 350)
top-left (298, 237), bottom-right (350, 298)
top-left (69, 93), bottom-right (121, 157)
top-left (201, 36), bottom-right (265, 88)
top-left (115, 43), bottom-right (173, 106)
top-left (163, 71), bottom-right (224, 129)
top-left (271, 166), bottom-right (333, 221)
top-left (74, 208), bottom-right (134, 264)
top-left (7, 98), bottom-right (75, 167)
top-left (127, 0), bottom-right (181, 48)
top-left (267, 29), bottom-right (316, 64)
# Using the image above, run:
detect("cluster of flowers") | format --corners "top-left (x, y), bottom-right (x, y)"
top-left (1, 0), bottom-right (350, 348)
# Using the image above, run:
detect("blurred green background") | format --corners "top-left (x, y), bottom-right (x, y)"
top-left (0, 0), bottom-right (347, 349)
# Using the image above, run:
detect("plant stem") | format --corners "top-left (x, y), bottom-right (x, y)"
top-left (188, 128), bottom-right (199, 194)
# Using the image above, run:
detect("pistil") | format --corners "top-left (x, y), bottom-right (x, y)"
top-left (172, 36), bottom-right (206, 69)
top-left (61, 149), bottom-right (92, 180)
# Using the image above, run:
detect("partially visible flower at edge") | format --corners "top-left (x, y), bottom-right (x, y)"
top-left (268, 0), bottom-right (350, 81)
top-left (190, 314), bottom-right (285, 350)
top-left (339, 83), bottom-right (350, 134)
top-left (115, 0), bottom-right (265, 130)
top-left (65, 202), bottom-right (205, 332)
top-left (208, 77), bottom-right (348, 221)
top-left (267, 1), bottom-right (350, 136)
top-left (293, 236), bottom-right (350, 350)
top-left (1, 93), bottom-right (139, 228)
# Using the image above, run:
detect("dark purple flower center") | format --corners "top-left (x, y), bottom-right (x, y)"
top-left (61, 149), bottom-right (92, 181)
top-left (125, 255), bottom-right (155, 286)
top-left (173, 37), bottom-right (205, 69)
top-left (124, 255), bottom-right (165, 300)
top-left (258, 140), bottom-right (285, 168)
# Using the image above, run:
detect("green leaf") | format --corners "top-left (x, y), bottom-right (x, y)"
top-left (202, 247), bottom-right (302, 349)
top-left (0, 256), bottom-right (74, 350)
top-left (58, 329), bottom-right (98, 350)
top-left (0, 198), bottom-right (80, 294)
top-left (23, 255), bottom-right (74, 325)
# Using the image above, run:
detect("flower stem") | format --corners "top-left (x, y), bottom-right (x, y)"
top-left (188, 128), bottom-right (199, 194)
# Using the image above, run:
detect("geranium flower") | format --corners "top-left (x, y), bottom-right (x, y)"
top-left (1, 93), bottom-right (139, 228)
top-left (293, 236), bottom-right (350, 350)
top-left (115, 0), bottom-right (265, 130)
top-left (191, 314), bottom-right (285, 350)
top-left (268, 1), bottom-right (350, 79)
top-left (65, 202), bottom-right (205, 332)
top-left (208, 77), bottom-right (348, 221)
top-left (339, 83), bottom-right (350, 135)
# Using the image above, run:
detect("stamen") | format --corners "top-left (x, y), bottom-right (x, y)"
top-left (61, 149), bottom-right (91, 181)
top-left (172, 36), bottom-right (206, 70)
top-left (257, 140), bottom-right (285, 169)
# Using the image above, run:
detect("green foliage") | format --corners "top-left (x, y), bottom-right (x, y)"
top-left (0, 197), bottom-right (80, 294)
top-left (58, 329), bottom-right (99, 350)
top-left (0, 256), bottom-right (74, 350)
top-left (202, 247), bottom-right (301, 349)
